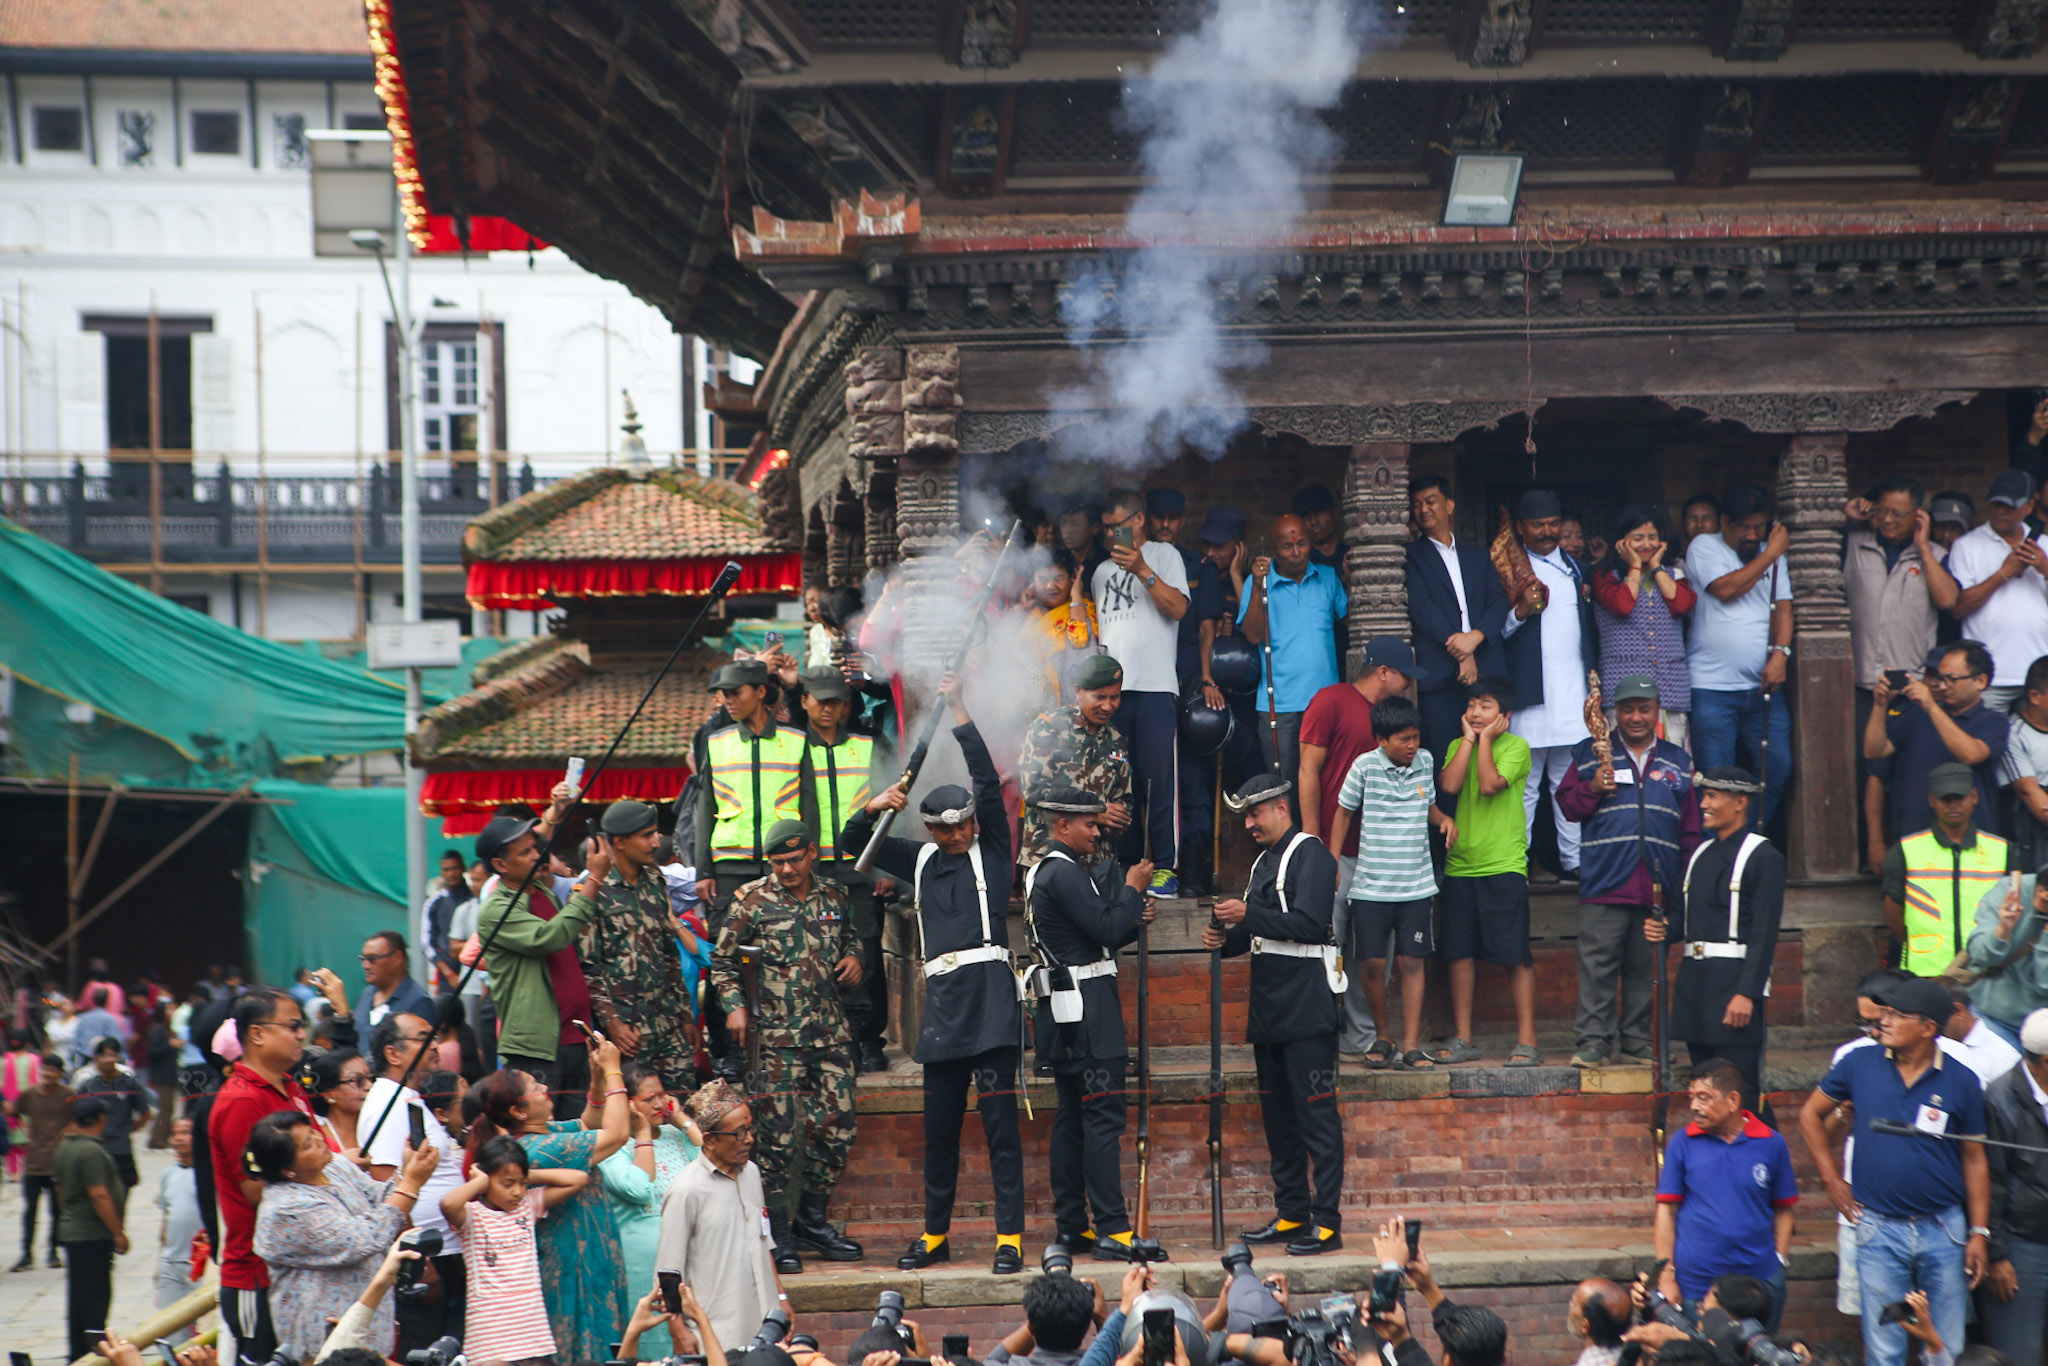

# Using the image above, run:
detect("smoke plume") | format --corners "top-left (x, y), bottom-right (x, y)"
top-left (1047, 0), bottom-right (1362, 470)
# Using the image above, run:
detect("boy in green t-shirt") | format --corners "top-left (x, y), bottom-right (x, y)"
top-left (1436, 676), bottom-right (1539, 1066)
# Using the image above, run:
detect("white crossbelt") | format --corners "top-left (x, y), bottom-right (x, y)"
top-left (1251, 937), bottom-right (1326, 959)
top-left (921, 944), bottom-right (1012, 978)
top-left (1685, 942), bottom-right (1747, 960)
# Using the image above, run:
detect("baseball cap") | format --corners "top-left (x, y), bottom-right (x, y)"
top-left (1988, 468), bottom-right (2037, 508)
top-left (1926, 763), bottom-right (1975, 800)
top-left (475, 815), bottom-right (539, 866)
top-left (2020, 1007), bottom-right (2048, 1056)
top-left (1872, 976), bottom-right (1954, 1026)
top-left (1928, 494), bottom-right (1972, 528)
top-left (1198, 506), bottom-right (1248, 545)
top-left (709, 659), bottom-right (771, 692)
top-left (799, 667), bottom-right (852, 702)
top-left (1613, 675), bottom-right (1660, 705)
top-left (1361, 637), bottom-right (1433, 685)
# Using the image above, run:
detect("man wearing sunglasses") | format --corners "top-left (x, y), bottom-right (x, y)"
top-left (325, 932), bottom-right (435, 1047)
top-left (1866, 643), bottom-right (2007, 844)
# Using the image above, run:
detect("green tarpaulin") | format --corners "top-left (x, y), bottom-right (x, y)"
top-left (245, 781), bottom-right (411, 988)
top-left (0, 517), bottom-right (426, 785)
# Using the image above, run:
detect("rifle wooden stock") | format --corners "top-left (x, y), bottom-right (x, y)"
top-left (738, 944), bottom-right (764, 1090)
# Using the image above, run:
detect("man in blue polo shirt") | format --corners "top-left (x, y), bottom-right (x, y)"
top-left (1655, 1059), bottom-right (1798, 1327)
top-left (1240, 513), bottom-right (1349, 786)
top-left (1799, 976), bottom-right (1992, 1366)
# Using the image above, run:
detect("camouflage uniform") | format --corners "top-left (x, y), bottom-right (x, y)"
top-left (710, 873), bottom-right (858, 1208)
top-left (1017, 706), bottom-right (1131, 865)
top-left (585, 864), bottom-right (701, 1089)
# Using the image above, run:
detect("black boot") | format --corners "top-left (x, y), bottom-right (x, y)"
top-left (767, 1208), bottom-right (803, 1275)
top-left (791, 1189), bottom-right (864, 1261)
top-left (858, 1039), bottom-right (889, 1073)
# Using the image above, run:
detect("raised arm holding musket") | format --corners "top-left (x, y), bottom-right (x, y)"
top-left (1027, 787), bottom-right (1154, 1259)
top-left (840, 672), bottom-right (1028, 1276)
top-left (1202, 773), bottom-right (1346, 1256)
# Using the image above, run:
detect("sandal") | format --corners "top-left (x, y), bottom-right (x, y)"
top-left (1399, 1049), bottom-right (1437, 1070)
top-left (1435, 1037), bottom-right (1479, 1065)
top-left (1363, 1040), bottom-right (1396, 1070)
top-left (1504, 1044), bottom-right (1541, 1068)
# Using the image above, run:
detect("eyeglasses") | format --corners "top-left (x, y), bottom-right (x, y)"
top-left (336, 1075), bottom-right (373, 1089)
top-left (1932, 673), bottom-right (1980, 687)
top-left (358, 950), bottom-right (398, 963)
top-left (1857, 1017), bottom-right (1884, 1034)
top-left (262, 1017), bottom-right (308, 1033)
top-left (1875, 1008), bottom-right (1933, 1026)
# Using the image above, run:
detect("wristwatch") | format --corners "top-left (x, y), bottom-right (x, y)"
top-left (1970, 1225), bottom-right (1992, 1238)
top-left (1767, 644), bottom-right (1793, 658)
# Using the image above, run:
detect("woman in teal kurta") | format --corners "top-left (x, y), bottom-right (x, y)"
top-left (467, 1031), bottom-right (632, 1363)
top-left (598, 1062), bottom-right (704, 1356)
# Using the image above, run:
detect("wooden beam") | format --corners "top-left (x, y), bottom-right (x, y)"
top-left (70, 786), bottom-right (120, 902)
top-left (1671, 81), bottom-right (1774, 187)
top-left (36, 785), bottom-right (254, 964)
top-left (1957, 0), bottom-right (2047, 60)
top-left (1708, 0), bottom-right (1799, 62)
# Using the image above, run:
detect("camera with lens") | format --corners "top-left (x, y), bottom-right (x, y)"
top-left (747, 1308), bottom-right (793, 1353)
top-left (874, 1289), bottom-right (915, 1350)
top-left (1249, 1301), bottom-right (1355, 1366)
top-left (395, 1227), bottom-right (443, 1300)
top-left (1042, 1243), bottom-right (1074, 1275)
top-left (403, 1336), bottom-right (464, 1366)
top-left (1220, 1242), bottom-right (1253, 1278)
top-left (1699, 1309), bottom-right (1802, 1366)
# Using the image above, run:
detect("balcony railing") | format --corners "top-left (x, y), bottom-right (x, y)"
top-left (0, 450), bottom-right (753, 570)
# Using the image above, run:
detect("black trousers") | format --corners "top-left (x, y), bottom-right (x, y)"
top-left (837, 933), bottom-right (887, 1047)
top-left (923, 1046), bottom-right (1026, 1235)
top-left (1178, 730), bottom-right (1218, 895)
top-left (20, 1172), bottom-right (58, 1257)
top-left (221, 1284), bottom-right (277, 1366)
top-left (705, 860), bottom-right (765, 1076)
top-left (110, 1152), bottom-right (138, 1217)
top-left (1051, 1062), bottom-right (1129, 1238)
top-left (1253, 1034), bottom-right (1345, 1231)
top-left (1418, 690), bottom-right (1466, 779)
top-left (1113, 691), bottom-right (1180, 869)
top-left (64, 1237), bottom-right (115, 1362)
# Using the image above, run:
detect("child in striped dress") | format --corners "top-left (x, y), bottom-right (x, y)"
top-left (443, 1135), bottom-right (588, 1365)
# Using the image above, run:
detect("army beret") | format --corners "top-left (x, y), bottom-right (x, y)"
top-left (1037, 786), bottom-right (1107, 815)
top-left (763, 819), bottom-right (814, 854)
top-left (709, 659), bottom-right (770, 693)
top-left (799, 667), bottom-right (853, 702)
top-left (920, 784), bottom-right (976, 826)
top-left (1074, 654), bottom-right (1124, 691)
top-left (598, 800), bottom-right (659, 837)
top-left (1224, 773), bottom-right (1292, 813)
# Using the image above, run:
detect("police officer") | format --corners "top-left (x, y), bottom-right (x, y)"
top-left (710, 818), bottom-right (864, 1272)
top-left (1202, 774), bottom-right (1345, 1256)
top-left (841, 673), bottom-right (1027, 1275)
top-left (1647, 766), bottom-right (1785, 1124)
top-left (691, 660), bottom-right (813, 915)
top-left (799, 667), bottom-right (892, 1073)
top-left (585, 800), bottom-right (700, 1091)
top-left (1026, 786), bottom-right (1155, 1259)
top-left (1018, 654), bottom-right (1133, 866)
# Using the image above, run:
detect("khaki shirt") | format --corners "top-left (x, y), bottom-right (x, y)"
top-left (654, 1152), bottom-right (782, 1349)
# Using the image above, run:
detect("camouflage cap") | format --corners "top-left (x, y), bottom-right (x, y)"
top-left (1075, 654), bottom-right (1124, 691)
top-left (763, 818), bottom-right (814, 854)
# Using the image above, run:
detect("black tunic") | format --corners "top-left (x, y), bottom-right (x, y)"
top-left (840, 721), bottom-right (1020, 1063)
top-left (1220, 827), bottom-right (1343, 1045)
top-left (1028, 846), bottom-right (1144, 1066)
top-left (1669, 829), bottom-right (1784, 1047)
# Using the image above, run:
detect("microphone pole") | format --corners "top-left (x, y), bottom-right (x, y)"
top-left (1868, 1116), bottom-right (2048, 1156)
top-left (359, 560), bottom-right (748, 1152)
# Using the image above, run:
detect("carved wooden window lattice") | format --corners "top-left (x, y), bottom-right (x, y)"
top-left (1541, 0), bottom-right (1711, 40)
top-left (2005, 81), bottom-right (2048, 155)
top-left (1029, 0), bottom-right (1209, 41)
top-left (1356, 0), bottom-right (1457, 39)
top-left (840, 86), bottom-right (940, 164)
top-left (781, 0), bottom-right (939, 46)
top-left (1756, 74), bottom-right (1944, 162)
top-left (1795, 0), bottom-right (1965, 38)
top-left (1511, 79), bottom-right (1683, 163)
top-left (1012, 84), bottom-right (1140, 168)
top-left (1325, 81), bottom-right (1436, 165)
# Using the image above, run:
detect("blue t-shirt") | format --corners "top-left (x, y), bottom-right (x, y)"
top-left (1818, 1043), bottom-right (1986, 1217)
top-left (1885, 700), bottom-right (2008, 839)
top-left (1236, 561), bottom-right (1350, 712)
top-left (1656, 1114), bottom-right (1799, 1298)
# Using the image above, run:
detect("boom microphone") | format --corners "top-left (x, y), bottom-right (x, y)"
top-left (1868, 1117), bottom-right (2048, 1155)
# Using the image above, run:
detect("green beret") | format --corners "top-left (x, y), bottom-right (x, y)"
top-left (1075, 654), bottom-right (1124, 692)
top-left (599, 800), bottom-right (659, 837)
top-left (764, 819), bottom-right (814, 855)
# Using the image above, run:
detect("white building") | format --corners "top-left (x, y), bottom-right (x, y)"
top-left (0, 0), bottom-right (748, 641)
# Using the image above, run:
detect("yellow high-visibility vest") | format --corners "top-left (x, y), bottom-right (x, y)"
top-left (705, 725), bottom-right (806, 864)
top-left (1898, 827), bottom-right (2007, 975)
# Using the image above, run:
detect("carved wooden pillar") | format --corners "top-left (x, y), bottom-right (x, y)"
top-left (1777, 433), bottom-right (1858, 881)
top-left (1342, 443), bottom-right (1413, 677)
top-left (863, 474), bottom-right (899, 574)
top-left (825, 518), bottom-right (861, 589)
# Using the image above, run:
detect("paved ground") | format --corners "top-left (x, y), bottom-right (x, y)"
top-left (0, 1144), bottom-right (215, 1364)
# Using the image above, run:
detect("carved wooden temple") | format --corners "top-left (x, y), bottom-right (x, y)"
top-left (382, 0), bottom-right (2048, 881)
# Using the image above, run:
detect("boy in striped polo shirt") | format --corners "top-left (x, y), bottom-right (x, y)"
top-left (1328, 696), bottom-right (1457, 1070)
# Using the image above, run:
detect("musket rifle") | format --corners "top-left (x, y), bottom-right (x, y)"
top-left (855, 521), bottom-right (1024, 873)
top-left (1208, 889), bottom-right (1226, 1247)
top-left (1650, 889), bottom-right (1670, 1170)
top-left (1256, 539), bottom-right (1280, 773)
top-left (737, 943), bottom-right (765, 1098)
top-left (1131, 781), bottom-right (1165, 1262)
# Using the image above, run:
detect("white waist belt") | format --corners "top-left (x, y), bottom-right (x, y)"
top-left (1251, 938), bottom-right (1330, 959)
top-left (1063, 958), bottom-right (1118, 981)
top-left (922, 945), bottom-right (1011, 979)
top-left (1685, 942), bottom-right (1747, 960)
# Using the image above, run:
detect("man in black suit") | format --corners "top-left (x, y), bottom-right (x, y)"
top-left (1404, 475), bottom-right (1509, 763)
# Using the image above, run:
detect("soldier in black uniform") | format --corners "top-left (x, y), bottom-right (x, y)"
top-left (840, 675), bottom-right (1028, 1276)
top-left (1647, 765), bottom-right (1785, 1125)
top-left (1202, 773), bottom-right (1346, 1256)
top-left (1026, 786), bottom-right (1156, 1260)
